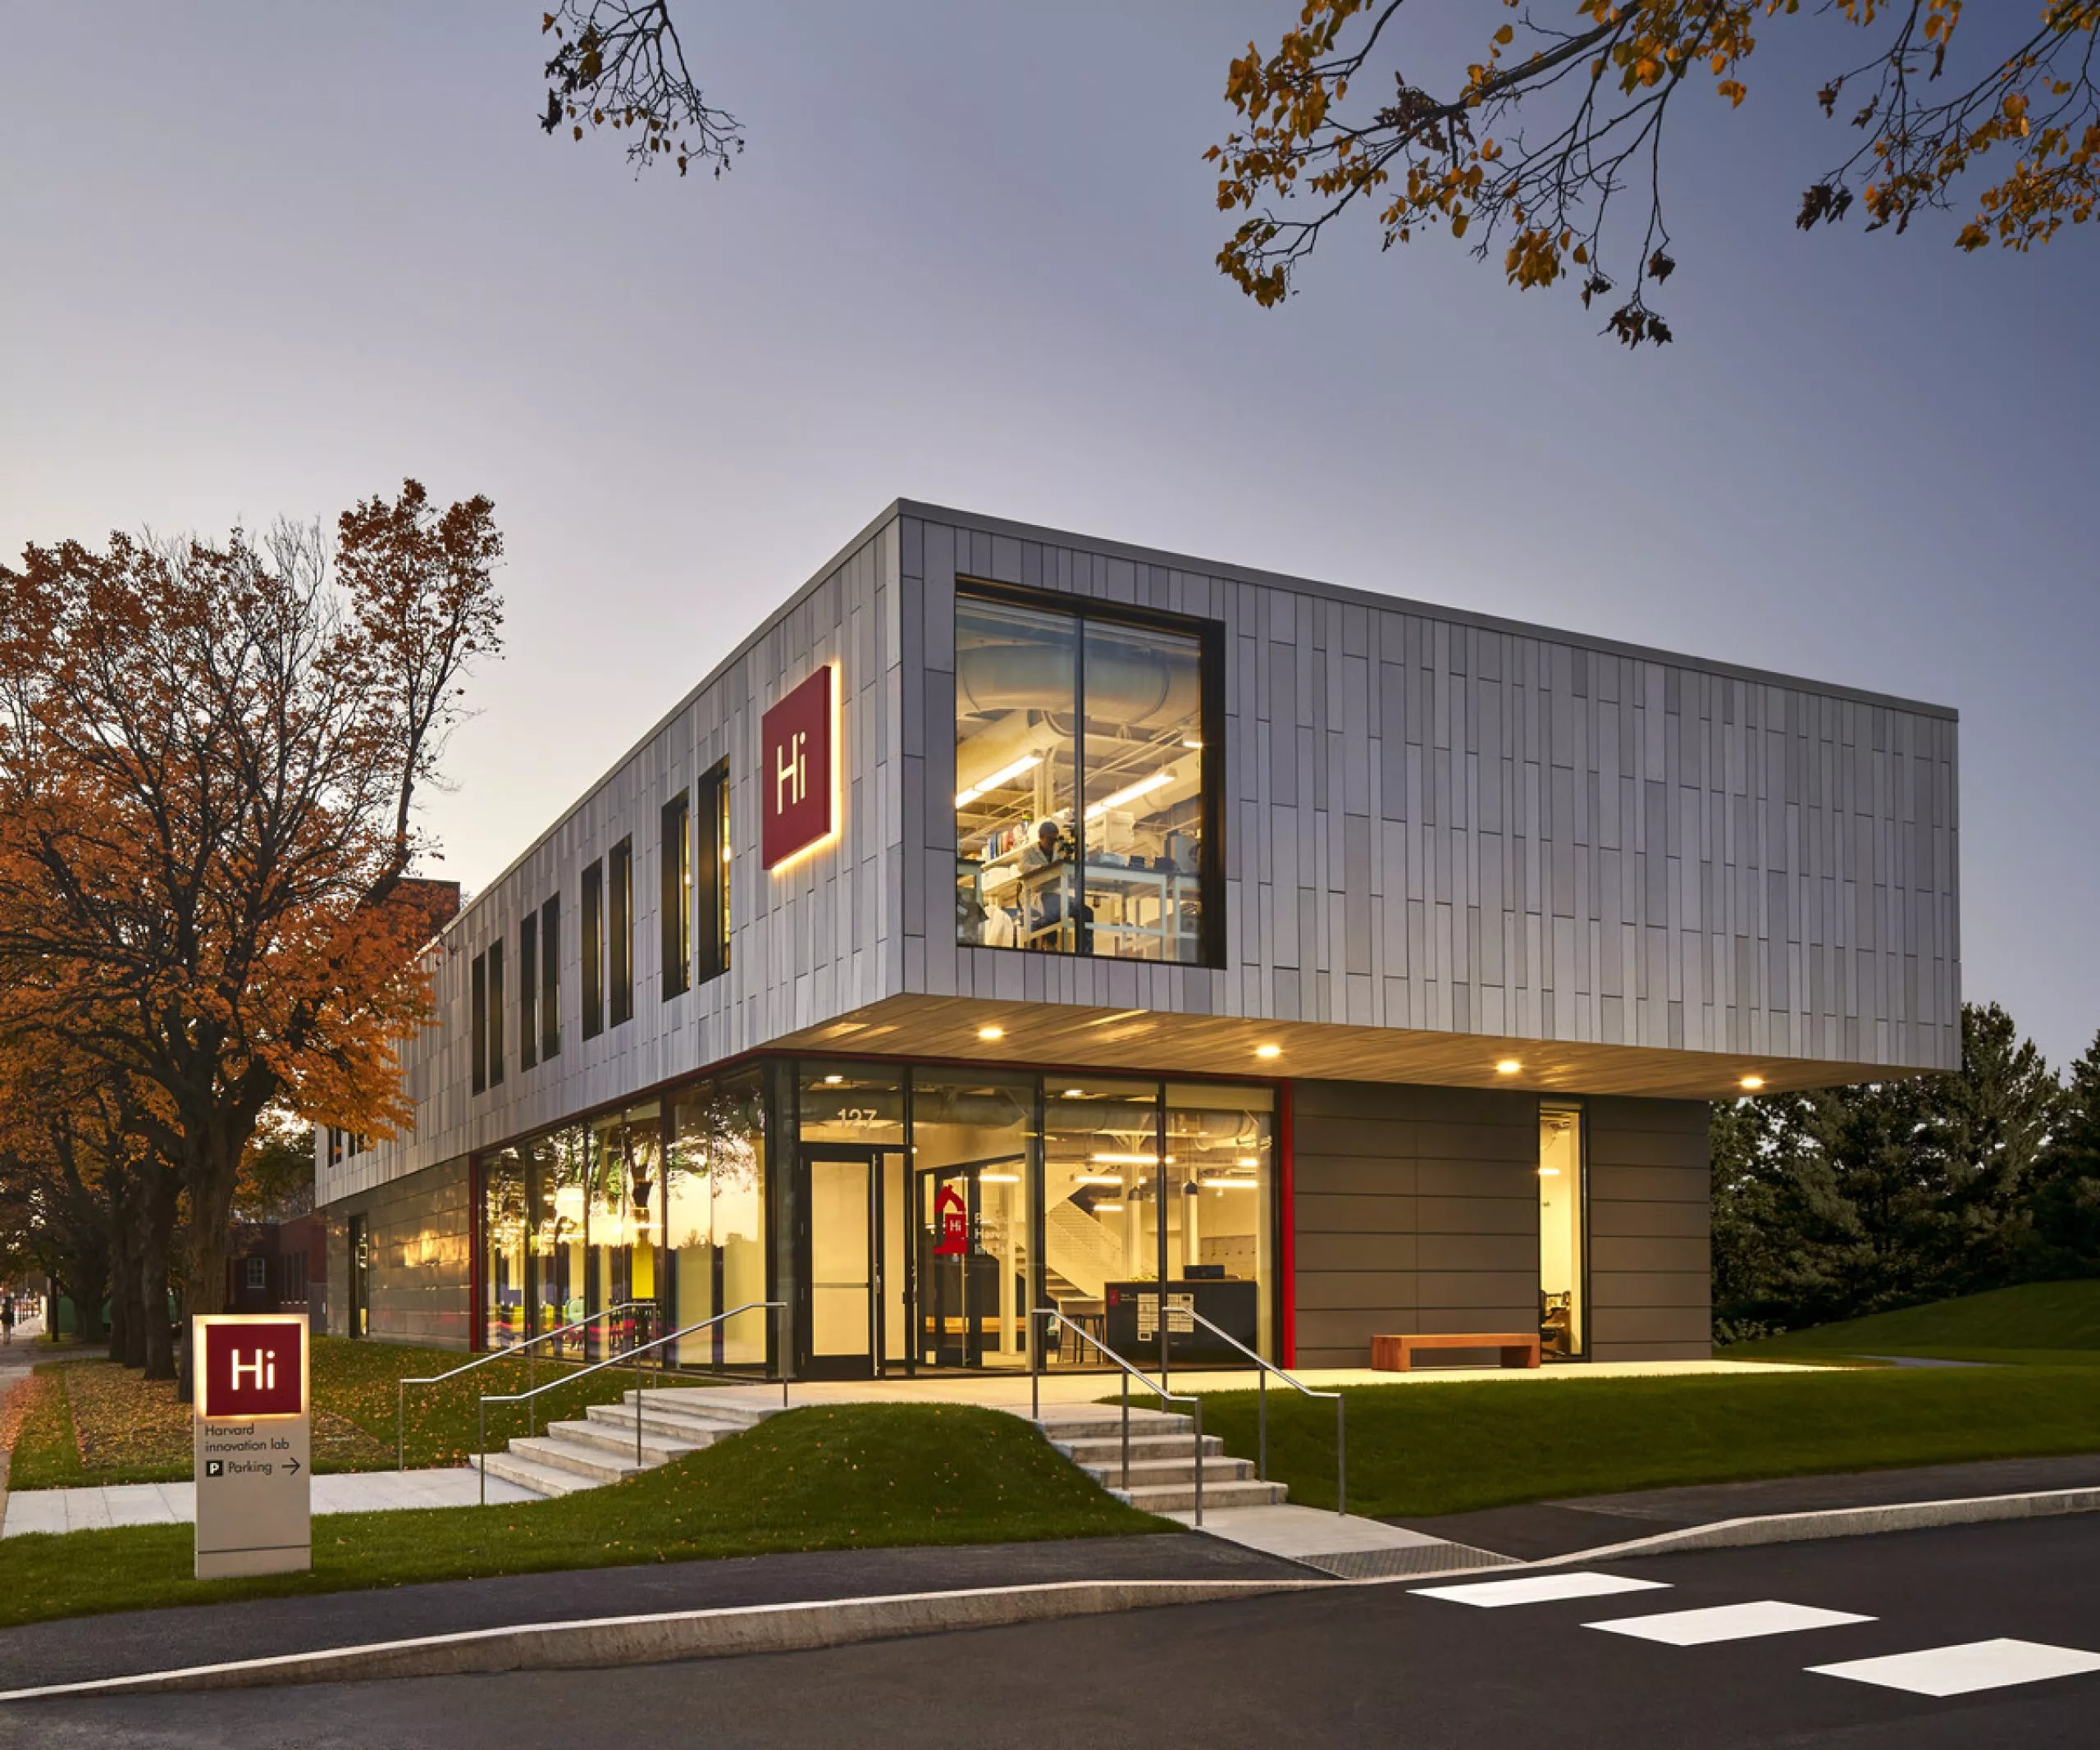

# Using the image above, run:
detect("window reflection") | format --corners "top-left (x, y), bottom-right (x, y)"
top-left (666, 1072), bottom-right (768, 1366)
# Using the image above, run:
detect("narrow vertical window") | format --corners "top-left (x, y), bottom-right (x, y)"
top-left (696, 759), bottom-right (731, 983)
top-left (518, 912), bottom-right (539, 1070)
top-left (582, 861), bottom-right (605, 1039)
top-left (661, 791), bottom-right (692, 1000)
top-left (540, 893), bottom-right (562, 1059)
top-left (487, 939), bottom-right (505, 1087)
top-left (471, 951), bottom-right (488, 1094)
top-left (609, 835), bottom-right (634, 1026)
top-left (1539, 1102), bottom-right (1586, 1359)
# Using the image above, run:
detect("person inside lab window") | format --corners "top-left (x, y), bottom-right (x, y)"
top-left (1021, 820), bottom-right (1090, 949)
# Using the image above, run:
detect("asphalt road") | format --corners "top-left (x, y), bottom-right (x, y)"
top-left (11, 1514), bottom-right (2100, 1748)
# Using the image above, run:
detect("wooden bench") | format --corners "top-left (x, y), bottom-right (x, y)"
top-left (1371, 1332), bottom-right (1541, 1372)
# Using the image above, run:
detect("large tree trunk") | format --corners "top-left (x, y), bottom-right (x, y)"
top-left (139, 1161), bottom-right (179, 1382)
top-left (176, 1135), bottom-right (243, 1404)
top-left (106, 1170), bottom-right (135, 1364)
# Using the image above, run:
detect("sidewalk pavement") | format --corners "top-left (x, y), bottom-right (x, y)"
top-left (0, 1532), bottom-right (1302, 1694)
top-left (1390, 1451), bottom-right (2100, 1560)
top-left (2, 1466), bottom-right (540, 1537)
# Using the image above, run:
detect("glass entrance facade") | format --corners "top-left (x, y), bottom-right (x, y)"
top-left (476, 1054), bottom-right (1279, 1376)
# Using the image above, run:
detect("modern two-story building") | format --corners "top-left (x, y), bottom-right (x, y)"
top-left (317, 500), bottom-right (1961, 1378)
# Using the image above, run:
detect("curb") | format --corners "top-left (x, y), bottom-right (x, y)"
top-left (0, 1576), bottom-right (1329, 1702)
top-left (1532, 1484), bottom-right (2100, 1566)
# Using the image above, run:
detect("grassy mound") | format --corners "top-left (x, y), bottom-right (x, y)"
top-left (1726, 1280), bottom-right (2100, 1360)
top-left (0, 1402), bottom-right (1166, 1629)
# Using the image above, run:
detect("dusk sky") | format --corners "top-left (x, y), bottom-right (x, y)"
top-left (3, 3), bottom-right (2093, 1066)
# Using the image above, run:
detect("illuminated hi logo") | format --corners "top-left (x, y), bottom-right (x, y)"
top-left (760, 666), bottom-right (837, 870)
top-left (775, 729), bottom-right (808, 812)
top-left (231, 1348), bottom-right (279, 1391)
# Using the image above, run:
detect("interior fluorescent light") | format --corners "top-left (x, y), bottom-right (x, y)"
top-left (1090, 1153), bottom-right (1171, 1166)
top-left (1199, 1178), bottom-right (1259, 1190)
top-left (1084, 769), bottom-right (1173, 819)
top-left (1537, 1167), bottom-right (1562, 1177)
top-left (823, 1074), bottom-right (843, 1085)
top-left (956, 753), bottom-right (1042, 808)
top-left (1061, 1088), bottom-right (1084, 1099)
top-left (1075, 1173), bottom-right (1125, 1186)
top-left (1091, 1202), bottom-right (1125, 1213)
top-left (980, 1172), bottom-right (1020, 1184)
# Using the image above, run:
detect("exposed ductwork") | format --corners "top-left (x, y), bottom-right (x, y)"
top-left (956, 637), bottom-right (1199, 725)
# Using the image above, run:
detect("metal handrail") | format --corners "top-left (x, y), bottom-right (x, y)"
top-left (1030, 1307), bottom-right (1206, 1526)
top-left (396, 1300), bottom-right (660, 1469)
top-left (475, 1300), bottom-right (786, 1505)
top-left (1178, 1308), bottom-right (1345, 1517)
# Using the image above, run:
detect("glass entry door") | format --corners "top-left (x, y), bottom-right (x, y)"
top-left (805, 1147), bottom-right (881, 1378)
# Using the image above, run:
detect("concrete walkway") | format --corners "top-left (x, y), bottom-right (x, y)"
top-left (1169, 1501), bottom-right (1517, 1579)
top-left (2, 1466), bottom-right (539, 1537)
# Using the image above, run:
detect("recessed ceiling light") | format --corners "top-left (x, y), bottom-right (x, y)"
top-left (1740, 1075), bottom-right (1766, 1090)
top-left (1255, 1044), bottom-right (1281, 1060)
top-left (977, 1025), bottom-right (1005, 1040)
top-left (1495, 1059), bottom-right (1522, 1075)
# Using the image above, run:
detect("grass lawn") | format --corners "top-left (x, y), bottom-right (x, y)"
top-left (1723, 1279), bottom-right (2100, 1364)
top-left (0, 1403), bottom-right (1165, 1630)
top-left (3, 1336), bottom-right (654, 1489)
top-left (1198, 1360), bottom-right (2100, 1519)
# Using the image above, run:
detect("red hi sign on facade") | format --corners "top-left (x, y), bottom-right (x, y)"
top-left (197, 1317), bottom-right (308, 1418)
top-left (761, 664), bottom-right (838, 870)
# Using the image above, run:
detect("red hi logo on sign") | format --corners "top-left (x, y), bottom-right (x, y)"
top-left (197, 1317), bottom-right (307, 1418)
top-left (761, 665), bottom-right (837, 870)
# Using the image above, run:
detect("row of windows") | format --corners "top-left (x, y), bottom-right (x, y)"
top-left (472, 763), bottom-right (731, 1096)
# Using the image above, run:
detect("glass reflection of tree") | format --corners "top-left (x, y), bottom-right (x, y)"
top-left (668, 1078), bottom-right (764, 1248)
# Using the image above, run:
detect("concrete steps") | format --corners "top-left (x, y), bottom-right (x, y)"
top-left (472, 1388), bottom-right (780, 1500)
top-left (1032, 1406), bottom-right (1291, 1515)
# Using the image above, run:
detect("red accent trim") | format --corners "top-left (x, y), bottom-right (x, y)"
top-left (468, 1152), bottom-right (485, 1353)
top-left (1278, 1079), bottom-right (1296, 1368)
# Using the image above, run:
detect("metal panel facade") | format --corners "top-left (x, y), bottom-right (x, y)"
top-left (329, 500), bottom-right (1957, 1213)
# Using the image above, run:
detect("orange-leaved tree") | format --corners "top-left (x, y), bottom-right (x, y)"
top-left (0, 481), bottom-right (502, 1396)
top-left (1210, 2), bottom-right (2100, 344)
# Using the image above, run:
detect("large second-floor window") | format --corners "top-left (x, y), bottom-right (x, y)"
top-left (518, 912), bottom-right (539, 1071)
top-left (540, 893), bottom-right (561, 1059)
top-left (954, 583), bottom-right (1219, 964)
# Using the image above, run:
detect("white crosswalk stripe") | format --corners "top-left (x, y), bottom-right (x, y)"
top-left (1586, 1601), bottom-right (1875, 1647)
top-left (1809, 1638), bottom-right (2100, 1697)
top-left (1412, 1571), bottom-right (1671, 1609)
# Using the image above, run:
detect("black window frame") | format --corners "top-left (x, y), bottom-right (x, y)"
top-left (487, 938), bottom-right (505, 1087)
top-left (697, 757), bottom-right (731, 984)
top-left (519, 911), bottom-right (539, 1071)
top-left (540, 893), bottom-right (562, 1059)
top-left (609, 835), bottom-right (634, 1026)
top-left (661, 791), bottom-right (692, 1001)
top-left (470, 951), bottom-right (488, 1094)
top-left (953, 578), bottom-right (1226, 969)
top-left (582, 860), bottom-right (605, 1040)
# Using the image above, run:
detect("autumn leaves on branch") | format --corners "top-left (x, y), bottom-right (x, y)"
top-left (0, 482), bottom-right (503, 1392)
top-left (1207, 1), bottom-right (2100, 344)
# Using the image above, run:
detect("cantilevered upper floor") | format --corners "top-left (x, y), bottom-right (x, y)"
top-left (322, 500), bottom-right (1959, 1201)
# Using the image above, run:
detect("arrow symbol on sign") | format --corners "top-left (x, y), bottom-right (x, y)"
top-left (285, 1455), bottom-right (303, 1477)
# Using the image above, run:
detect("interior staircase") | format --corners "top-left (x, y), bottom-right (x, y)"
top-left (472, 1385), bottom-right (1285, 1516)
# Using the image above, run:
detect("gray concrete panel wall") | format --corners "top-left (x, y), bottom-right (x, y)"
top-left (1586, 1095), bottom-right (1712, 1360)
top-left (902, 506), bottom-right (1959, 1078)
top-left (324, 519), bottom-right (903, 1204)
top-left (1292, 1080), bottom-right (1540, 1367)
